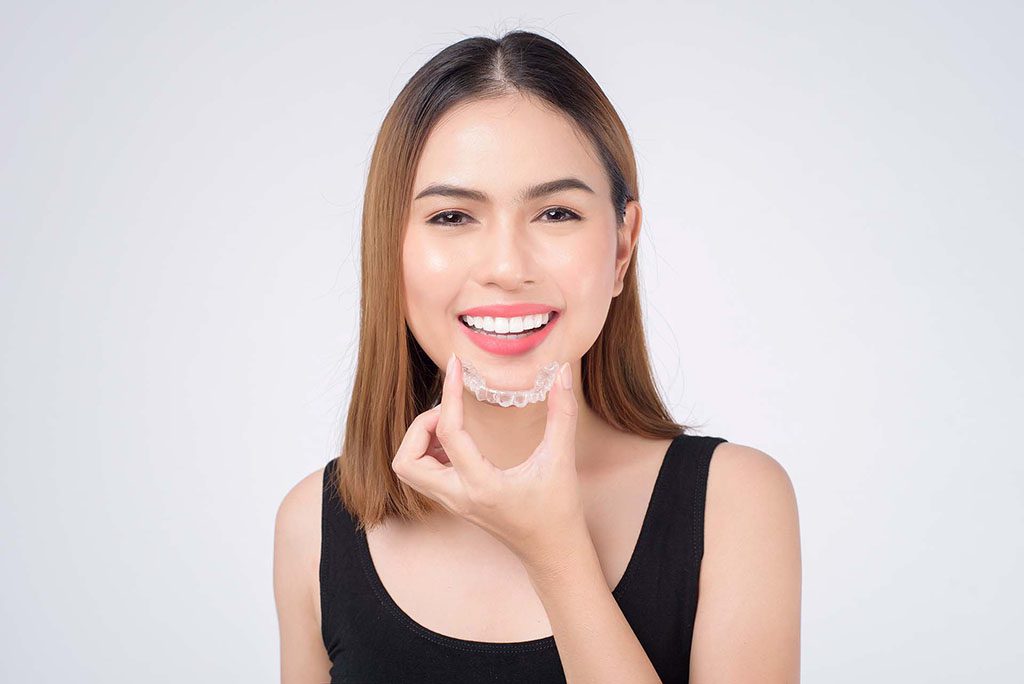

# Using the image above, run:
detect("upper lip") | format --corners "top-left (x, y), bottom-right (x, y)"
top-left (456, 303), bottom-right (561, 318)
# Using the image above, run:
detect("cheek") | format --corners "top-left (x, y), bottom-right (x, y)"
top-left (401, 233), bottom-right (462, 329)
top-left (556, 229), bottom-right (618, 295)
top-left (552, 230), bottom-right (618, 340)
top-left (404, 239), bottom-right (456, 284)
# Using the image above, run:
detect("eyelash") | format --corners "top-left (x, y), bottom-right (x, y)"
top-left (426, 207), bottom-right (582, 228)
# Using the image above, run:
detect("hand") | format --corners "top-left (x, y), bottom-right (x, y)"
top-left (391, 353), bottom-right (587, 570)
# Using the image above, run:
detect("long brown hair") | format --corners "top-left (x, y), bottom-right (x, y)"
top-left (331, 30), bottom-right (690, 532)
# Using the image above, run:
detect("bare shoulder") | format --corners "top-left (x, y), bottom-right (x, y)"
top-left (275, 466), bottom-right (326, 575)
top-left (691, 442), bottom-right (802, 683)
top-left (274, 466), bottom-right (332, 680)
top-left (706, 441), bottom-right (798, 509)
top-left (702, 441), bottom-right (800, 571)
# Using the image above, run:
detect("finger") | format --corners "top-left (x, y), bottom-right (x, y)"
top-left (391, 406), bottom-right (460, 502)
top-left (391, 406), bottom-right (442, 472)
top-left (437, 352), bottom-right (492, 487)
top-left (541, 361), bottom-right (578, 464)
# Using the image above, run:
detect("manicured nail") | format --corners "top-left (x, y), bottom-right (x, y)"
top-left (560, 362), bottom-right (572, 390)
top-left (447, 352), bottom-right (456, 375)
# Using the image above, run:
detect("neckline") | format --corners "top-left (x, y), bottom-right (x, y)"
top-left (353, 433), bottom-right (685, 653)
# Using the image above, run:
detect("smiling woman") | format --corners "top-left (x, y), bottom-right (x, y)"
top-left (274, 29), bottom-right (801, 684)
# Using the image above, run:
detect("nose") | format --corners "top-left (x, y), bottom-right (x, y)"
top-left (473, 217), bottom-right (539, 289)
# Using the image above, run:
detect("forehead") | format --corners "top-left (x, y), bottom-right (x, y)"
top-left (412, 93), bottom-right (607, 198)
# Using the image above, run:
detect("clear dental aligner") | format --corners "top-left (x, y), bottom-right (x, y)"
top-left (459, 358), bottom-right (561, 408)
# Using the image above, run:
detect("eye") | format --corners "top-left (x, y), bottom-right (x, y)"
top-left (427, 210), bottom-right (474, 227)
top-left (539, 207), bottom-right (582, 222)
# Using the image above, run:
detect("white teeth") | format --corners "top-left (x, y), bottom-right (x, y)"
top-left (460, 312), bottom-right (552, 334)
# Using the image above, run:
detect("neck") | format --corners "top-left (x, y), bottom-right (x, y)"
top-left (456, 376), bottom-right (616, 473)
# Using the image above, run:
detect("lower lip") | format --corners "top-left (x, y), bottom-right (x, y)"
top-left (458, 312), bottom-right (559, 356)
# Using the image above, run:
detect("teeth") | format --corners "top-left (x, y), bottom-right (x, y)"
top-left (460, 312), bottom-right (552, 334)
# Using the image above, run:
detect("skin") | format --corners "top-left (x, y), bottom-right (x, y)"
top-left (273, 91), bottom-right (802, 682)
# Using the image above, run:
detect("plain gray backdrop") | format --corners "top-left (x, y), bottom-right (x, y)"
top-left (2, 1), bottom-right (1021, 681)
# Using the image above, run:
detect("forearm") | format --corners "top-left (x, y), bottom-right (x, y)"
top-left (522, 520), bottom-right (662, 684)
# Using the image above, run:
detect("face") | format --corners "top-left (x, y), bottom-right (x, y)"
top-left (401, 92), bottom-right (640, 391)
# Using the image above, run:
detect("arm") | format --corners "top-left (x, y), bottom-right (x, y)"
top-left (690, 444), bottom-right (803, 683)
top-left (273, 468), bottom-right (333, 684)
top-left (524, 517), bottom-right (664, 683)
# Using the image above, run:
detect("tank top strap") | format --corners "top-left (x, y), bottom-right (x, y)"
top-left (610, 432), bottom-right (728, 670)
top-left (320, 456), bottom-right (375, 662)
top-left (664, 433), bottom-right (727, 573)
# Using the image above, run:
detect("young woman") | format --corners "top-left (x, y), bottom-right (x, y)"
top-left (274, 31), bottom-right (801, 683)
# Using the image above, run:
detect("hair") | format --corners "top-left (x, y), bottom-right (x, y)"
top-left (330, 30), bottom-right (690, 532)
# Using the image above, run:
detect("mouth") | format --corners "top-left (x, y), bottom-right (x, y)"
top-left (457, 311), bottom-right (560, 339)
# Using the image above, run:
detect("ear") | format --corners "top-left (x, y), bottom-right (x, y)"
top-left (612, 200), bottom-right (642, 298)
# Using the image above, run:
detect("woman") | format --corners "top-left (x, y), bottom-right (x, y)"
top-left (274, 31), bottom-right (801, 683)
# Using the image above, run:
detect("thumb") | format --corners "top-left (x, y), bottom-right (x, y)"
top-left (543, 362), bottom-right (578, 459)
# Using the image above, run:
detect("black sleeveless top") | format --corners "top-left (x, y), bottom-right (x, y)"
top-left (320, 432), bottom-right (728, 683)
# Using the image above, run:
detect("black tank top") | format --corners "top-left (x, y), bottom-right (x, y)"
top-left (320, 432), bottom-right (728, 683)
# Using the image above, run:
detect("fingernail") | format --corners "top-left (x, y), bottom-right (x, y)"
top-left (560, 362), bottom-right (572, 390)
top-left (447, 352), bottom-right (456, 375)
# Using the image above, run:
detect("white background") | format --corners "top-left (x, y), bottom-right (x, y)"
top-left (2, 1), bottom-right (1021, 681)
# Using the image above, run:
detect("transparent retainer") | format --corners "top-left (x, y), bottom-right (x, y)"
top-left (459, 358), bottom-right (561, 408)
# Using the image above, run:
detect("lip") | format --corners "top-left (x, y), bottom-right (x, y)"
top-left (458, 311), bottom-right (560, 356)
top-left (456, 303), bottom-right (560, 318)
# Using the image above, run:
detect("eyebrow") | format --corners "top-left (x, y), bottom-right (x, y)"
top-left (412, 177), bottom-right (596, 204)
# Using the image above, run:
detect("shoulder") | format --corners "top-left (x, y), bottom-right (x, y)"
top-left (275, 466), bottom-right (326, 548)
top-left (703, 441), bottom-right (800, 560)
top-left (273, 466), bottom-right (327, 609)
top-left (691, 441), bottom-right (801, 680)
top-left (274, 466), bottom-right (334, 677)
top-left (706, 441), bottom-right (797, 509)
